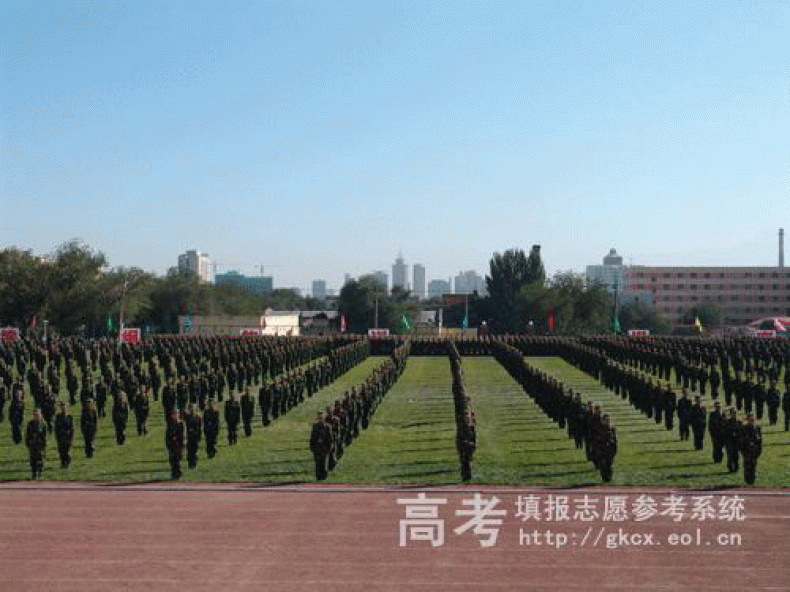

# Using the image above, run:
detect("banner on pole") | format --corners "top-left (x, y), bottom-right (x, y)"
top-left (1, 327), bottom-right (20, 342)
top-left (120, 328), bottom-right (141, 344)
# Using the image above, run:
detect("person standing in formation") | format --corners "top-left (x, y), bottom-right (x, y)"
top-left (54, 402), bottom-right (74, 469)
top-left (185, 403), bottom-right (202, 470)
top-left (25, 409), bottom-right (47, 479)
top-left (165, 410), bottom-right (185, 479)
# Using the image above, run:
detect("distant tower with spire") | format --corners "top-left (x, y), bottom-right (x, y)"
top-left (392, 252), bottom-right (408, 291)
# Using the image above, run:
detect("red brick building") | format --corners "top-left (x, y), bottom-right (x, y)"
top-left (624, 266), bottom-right (790, 328)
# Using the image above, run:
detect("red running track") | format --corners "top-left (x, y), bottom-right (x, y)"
top-left (1, 484), bottom-right (789, 592)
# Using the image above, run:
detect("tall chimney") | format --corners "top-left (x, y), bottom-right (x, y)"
top-left (780, 228), bottom-right (785, 268)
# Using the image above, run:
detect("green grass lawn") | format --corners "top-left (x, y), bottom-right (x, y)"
top-left (327, 356), bottom-right (459, 484)
top-left (525, 357), bottom-right (790, 488)
top-left (0, 357), bottom-right (387, 483)
top-left (2, 356), bottom-right (789, 487)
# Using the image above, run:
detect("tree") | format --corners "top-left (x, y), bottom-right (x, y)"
top-left (338, 278), bottom-right (381, 334)
top-left (0, 248), bottom-right (48, 328)
top-left (680, 302), bottom-right (723, 330)
top-left (542, 271), bottom-right (612, 334)
top-left (41, 240), bottom-right (108, 335)
top-left (526, 244), bottom-right (546, 285)
top-left (486, 246), bottom-right (546, 333)
top-left (618, 300), bottom-right (670, 335)
top-left (95, 267), bottom-right (155, 336)
top-left (147, 269), bottom-right (206, 334)
top-left (337, 278), bottom-right (416, 334)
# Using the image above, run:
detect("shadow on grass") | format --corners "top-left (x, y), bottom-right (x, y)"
top-left (379, 459), bottom-right (453, 467)
top-left (524, 468), bottom-right (593, 478)
top-left (102, 478), bottom-right (169, 486)
top-left (649, 461), bottom-right (713, 469)
top-left (239, 480), bottom-right (307, 487)
top-left (528, 446), bottom-right (584, 453)
top-left (519, 436), bottom-right (569, 443)
top-left (386, 468), bottom-right (457, 479)
top-left (495, 421), bottom-right (537, 428)
top-left (538, 481), bottom-right (602, 488)
top-left (264, 447), bottom-right (312, 454)
top-left (666, 472), bottom-right (729, 480)
top-left (528, 459), bottom-right (590, 467)
top-left (0, 459), bottom-right (26, 466)
top-left (397, 447), bottom-right (452, 454)
top-left (240, 470), bottom-right (306, 480)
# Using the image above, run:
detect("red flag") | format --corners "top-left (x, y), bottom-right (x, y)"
top-left (30, 315), bottom-right (38, 329)
top-left (340, 315), bottom-right (347, 333)
top-left (548, 305), bottom-right (554, 331)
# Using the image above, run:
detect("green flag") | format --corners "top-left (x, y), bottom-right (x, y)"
top-left (462, 315), bottom-right (469, 329)
top-left (402, 315), bottom-right (411, 330)
top-left (106, 315), bottom-right (114, 331)
top-left (612, 315), bottom-right (621, 334)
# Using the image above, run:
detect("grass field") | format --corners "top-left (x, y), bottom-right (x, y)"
top-left (2, 355), bottom-right (790, 487)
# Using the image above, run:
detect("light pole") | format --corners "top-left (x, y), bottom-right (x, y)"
top-left (118, 277), bottom-right (128, 343)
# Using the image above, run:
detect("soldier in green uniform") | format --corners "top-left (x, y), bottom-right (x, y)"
top-left (708, 401), bottom-right (725, 464)
top-left (724, 408), bottom-right (740, 473)
top-left (165, 409), bottom-right (185, 479)
top-left (739, 413), bottom-right (762, 485)
top-left (80, 399), bottom-right (98, 458)
top-left (783, 385), bottom-right (790, 432)
top-left (133, 387), bottom-right (150, 436)
top-left (224, 393), bottom-right (241, 445)
top-left (203, 399), bottom-right (219, 459)
top-left (309, 412), bottom-right (333, 480)
top-left (240, 387), bottom-right (254, 437)
top-left (677, 390), bottom-right (691, 441)
top-left (162, 378), bottom-right (176, 417)
top-left (258, 380), bottom-right (272, 426)
top-left (595, 414), bottom-right (618, 482)
top-left (112, 394), bottom-right (129, 445)
top-left (690, 396), bottom-right (707, 451)
top-left (766, 381), bottom-right (780, 426)
top-left (0, 383), bottom-right (6, 426)
top-left (9, 389), bottom-right (24, 445)
top-left (185, 403), bottom-right (202, 469)
top-left (456, 411), bottom-right (476, 482)
top-left (41, 385), bottom-right (56, 433)
top-left (54, 402), bottom-right (74, 468)
top-left (25, 409), bottom-right (47, 478)
top-left (664, 386), bottom-right (676, 431)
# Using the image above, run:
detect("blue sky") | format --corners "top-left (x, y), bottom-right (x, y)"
top-left (2, 0), bottom-right (788, 293)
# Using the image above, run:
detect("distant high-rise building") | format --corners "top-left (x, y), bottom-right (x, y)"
top-left (343, 274), bottom-right (353, 286)
top-left (413, 264), bottom-right (426, 299)
top-left (586, 248), bottom-right (625, 291)
top-left (454, 270), bottom-right (486, 295)
top-left (178, 250), bottom-right (212, 283)
top-left (428, 279), bottom-right (452, 300)
top-left (215, 270), bottom-right (272, 294)
top-left (312, 280), bottom-right (327, 300)
top-left (392, 253), bottom-right (408, 290)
